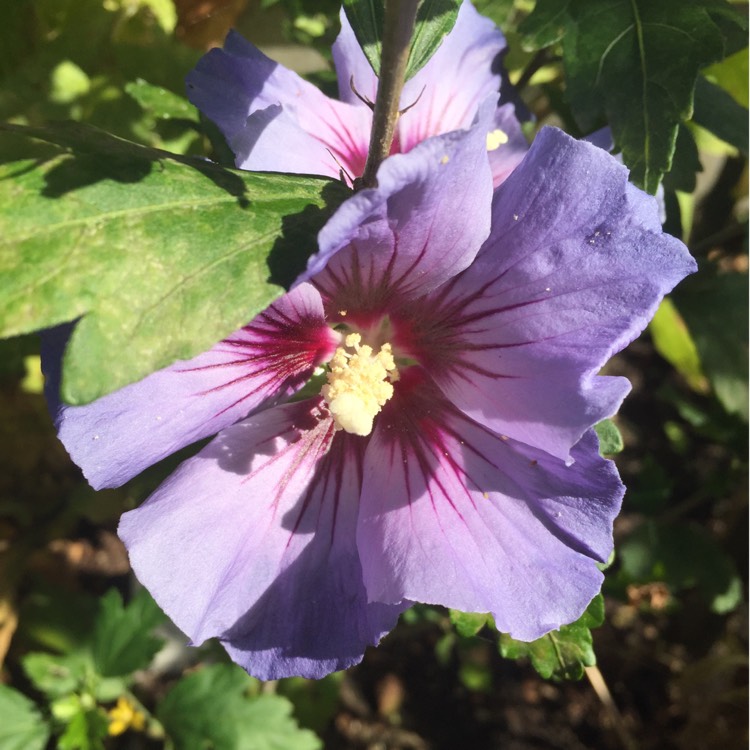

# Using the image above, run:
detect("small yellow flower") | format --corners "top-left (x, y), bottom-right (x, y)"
top-left (108, 696), bottom-right (146, 736)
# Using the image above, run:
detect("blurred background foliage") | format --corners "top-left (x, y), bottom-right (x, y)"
top-left (0, 0), bottom-right (747, 748)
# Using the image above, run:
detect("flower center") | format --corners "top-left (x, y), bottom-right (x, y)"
top-left (321, 333), bottom-right (399, 436)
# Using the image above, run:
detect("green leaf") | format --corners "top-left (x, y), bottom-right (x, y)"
top-left (518, 0), bottom-right (570, 50)
top-left (342, 0), bottom-right (384, 74)
top-left (404, 0), bottom-right (461, 81)
top-left (125, 79), bottom-right (198, 121)
top-left (276, 674), bottom-right (343, 734)
top-left (673, 270), bottom-right (749, 420)
top-left (17, 586), bottom-right (98, 654)
top-left (498, 595), bottom-right (604, 681)
top-left (157, 663), bottom-right (321, 750)
top-left (619, 521), bottom-right (743, 614)
top-left (594, 419), bottom-right (624, 456)
top-left (704, 47), bottom-right (749, 108)
top-left (449, 609), bottom-right (491, 638)
top-left (534, 0), bottom-right (729, 193)
top-left (235, 694), bottom-right (322, 750)
top-left (22, 651), bottom-right (89, 698)
top-left (342, 0), bottom-right (460, 80)
top-left (692, 75), bottom-right (749, 154)
top-left (470, 0), bottom-right (515, 32)
top-left (0, 685), bottom-right (51, 750)
top-left (57, 706), bottom-right (108, 750)
top-left (91, 588), bottom-right (165, 677)
top-left (661, 123), bottom-right (702, 194)
top-left (649, 297), bottom-right (708, 393)
top-left (0, 121), bottom-right (348, 404)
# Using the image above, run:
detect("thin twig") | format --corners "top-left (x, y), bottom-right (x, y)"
top-left (585, 665), bottom-right (638, 750)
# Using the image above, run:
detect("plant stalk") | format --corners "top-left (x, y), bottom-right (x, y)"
top-left (358, 0), bottom-right (420, 189)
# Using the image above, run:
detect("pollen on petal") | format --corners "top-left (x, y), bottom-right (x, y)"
top-left (486, 128), bottom-right (509, 151)
top-left (321, 333), bottom-right (397, 436)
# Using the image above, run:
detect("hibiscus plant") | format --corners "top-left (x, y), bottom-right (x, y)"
top-left (0, 0), bottom-right (746, 748)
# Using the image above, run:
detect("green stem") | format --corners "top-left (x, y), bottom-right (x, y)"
top-left (358, 0), bottom-right (420, 189)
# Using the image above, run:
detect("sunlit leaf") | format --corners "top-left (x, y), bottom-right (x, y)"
top-left (704, 47), bottom-right (749, 108)
top-left (498, 595), bottom-right (604, 681)
top-left (594, 419), bottom-right (624, 456)
top-left (342, 0), bottom-right (385, 74)
top-left (125, 79), bottom-right (198, 121)
top-left (0, 122), bottom-right (348, 404)
top-left (649, 297), bottom-right (709, 393)
top-left (92, 589), bottom-right (165, 677)
top-left (157, 664), bottom-right (321, 750)
top-left (342, 0), bottom-right (460, 80)
top-left (521, 0), bottom-right (738, 193)
top-left (22, 651), bottom-right (90, 698)
top-left (449, 609), bottom-right (491, 638)
top-left (0, 685), bottom-right (51, 750)
top-left (692, 75), bottom-right (749, 155)
top-left (57, 705), bottom-right (108, 750)
top-left (405, 0), bottom-right (461, 80)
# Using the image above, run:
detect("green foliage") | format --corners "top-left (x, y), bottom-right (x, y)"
top-left (498, 595), bottom-right (604, 681)
top-left (277, 674), bottom-right (343, 734)
top-left (518, 0), bottom-right (568, 49)
top-left (449, 609), bottom-right (491, 638)
top-left (618, 521), bottom-right (743, 614)
top-left (674, 269), bottom-right (749, 420)
top-left (17, 587), bottom-right (99, 655)
top-left (92, 588), bottom-right (166, 677)
top-left (650, 298), bottom-right (708, 393)
top-left (57, 704), bottom-right (109, 750)
top-left (125, 80), bottom-right (199, 122)
top-left (342, 0), bottom-right (385, 74)
top-left (405, 0), bottom-right (462, 80)
top-left (594, 419), bottom-right (624, 456)
top-left (0, 684), bottom-right (51, 750)
top-left (521, 0), bottom-right (742, 193)
top-left (13, 588), bottom-right (166, 749)
top-left (704, 47), bottom-right (749, 108)
top-left (0, 122), bottom-right (348, 404)
top-left (0, 0), bottom-right (199, 148)
top-left (693, 75), bottom-right (749, 155)
top-left (23, 651), bottom-right (90, 698)
top-left (157, 664), bottom-right (321, 750)
top-left (343, 0), bottom-right (460, 80)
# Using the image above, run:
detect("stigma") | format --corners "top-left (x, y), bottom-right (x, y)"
top-left (321, 333), bottom-right (398, 436)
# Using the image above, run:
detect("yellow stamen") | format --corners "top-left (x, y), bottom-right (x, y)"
top-left (107, 697), bottom-right (146, 736)
top-left (321, 333), bottom-right (398, 436)
top-left (486, 128), bottom-right (509, 151)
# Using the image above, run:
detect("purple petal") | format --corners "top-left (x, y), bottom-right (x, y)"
top-left (415, 126), bottom-right (696, 461)
top-left (186, 31), bottom-right (371, 177)
top-left (306, 121), bottom-right (493, 323)
top-left (46, 284), bottom-right (337, 489)
top-left (119, 398), bottom-right (403, 680)
top-left (358, 372), bottom-right (622, 640)
top-left (486, 103), bottom-right (529, 188)
top-left (332, 9), bottom-right (379, 107)
top-left (398, 1), bottom-right (508, 152)
top-left (228, 104), bottom-right (365, 179)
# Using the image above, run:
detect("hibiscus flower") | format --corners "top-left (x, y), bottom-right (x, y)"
top-left (44, 118), bottom-right (695, 679)
top-left (186, 0), bottom-right (528, 186)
